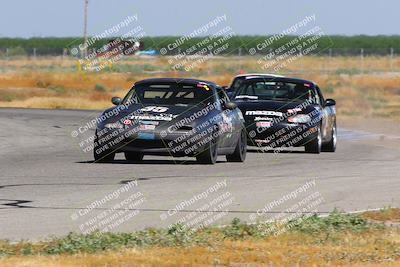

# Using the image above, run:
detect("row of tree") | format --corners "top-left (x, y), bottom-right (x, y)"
top-left (0, 36), bottom-right (399, 56)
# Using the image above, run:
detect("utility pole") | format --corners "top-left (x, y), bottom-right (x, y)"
top-left (390, 47), bottom-right (394, 71)
top-left (83, 0), bottom-right (89, 58)
top-left (360, 48), bottom-right (364, 74)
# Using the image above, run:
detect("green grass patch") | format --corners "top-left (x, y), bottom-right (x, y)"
top-left (0, 210), bottom-right (389, 257)
top-left (0, 94), bottom-right (17, 102)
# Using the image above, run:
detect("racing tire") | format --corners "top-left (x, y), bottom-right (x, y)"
top-left (226, 129), bottom-right (247, 162)
top-left (322, 121), bottom-right (337, 152)
top-left (94, 149), bottom-right (115, 162)
top-left (124, 152), bottom-right (144, 161)
top-left (93, 132), bottom-right (115, 162)
top-left (305, 126), bottom-right (322, 154)
top-left (196, 134), bottom-right (218, 164)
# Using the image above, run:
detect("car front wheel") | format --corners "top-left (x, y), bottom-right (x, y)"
top-left (322, 121), bottom-right (337, 152)
top-left (94, 147), bottom-right (115, 162)
top-left (226, 129), bottom-right (247, 162)
top-left (305, 126), bottom-right (322, 154)
top-left (196, 135), bottom-right (218, 164)
top-left (93, 132), bottom-right (115, 162)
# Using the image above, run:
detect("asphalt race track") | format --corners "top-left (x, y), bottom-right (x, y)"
top-left (0, 108), bottom-right (399, 241)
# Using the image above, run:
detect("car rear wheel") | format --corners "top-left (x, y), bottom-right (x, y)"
top-left (226, 129), bottom-right (247, 162)
top-left (124, 152), bottom-right (144, 161)
top-left (305, 126), bottom-right (322, 154)
top-left (93, 132), bottom-right (115, 162)
top-left (322, 122), bottom-right (337, 152)
top-left (94, 148), bottom-right (115, 162)
top-left (196, 135), bottom-right (218, 164)
top-left (94, 151), bottom-right (115, 162)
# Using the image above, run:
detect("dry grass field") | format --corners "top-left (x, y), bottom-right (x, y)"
top-left (1, 233), bottom-right (400, 267)
top-left (0, 209), bottom-right (399, 267)
top-left (0, 56), bottom-right (399, 118)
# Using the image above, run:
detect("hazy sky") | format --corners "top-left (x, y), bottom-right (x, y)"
top-left (1, 0), bottom-right (399, 37)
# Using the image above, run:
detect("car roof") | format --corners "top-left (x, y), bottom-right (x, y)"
top-left (233, 74), bottom-right (315, 86)
top-left (134, 78), bottom-right (217, 87)
top-left (233, 73), bottom-right (285, 78)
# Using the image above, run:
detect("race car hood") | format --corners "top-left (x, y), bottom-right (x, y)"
top-left (235, 99), bottom-right (318, 122)
top-left (99, 103), bottom-right (216, 126)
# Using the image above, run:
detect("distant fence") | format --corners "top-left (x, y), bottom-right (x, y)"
top-left (0, 47), bottom-right (398, 59)
top-left (0, 36), bottom-right (400, 58)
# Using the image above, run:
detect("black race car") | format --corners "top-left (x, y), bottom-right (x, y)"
top-left (93, 78), bottom-right (247, 164)
top-left (227, 74), bottom-right (336, 153)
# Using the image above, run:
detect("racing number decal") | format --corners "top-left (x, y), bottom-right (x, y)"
top-left (221, 112), bottom-right (234, 133)
top-left (140, 106), bottom-right (169, 113)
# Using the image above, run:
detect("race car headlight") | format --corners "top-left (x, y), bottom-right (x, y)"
top-left (104, 122), bottom-right (123, 129)
top-left (288, 114), bottom-right (311, 123)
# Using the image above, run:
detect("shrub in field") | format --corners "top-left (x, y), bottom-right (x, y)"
top-left (36, 80), bottom-right (50, 88)
top-left (0, 94), bottom-right (17, 102)
top-left (290, 210), bottom-right (369, 233)
top-left (94, 83), bottom-right (106, 92)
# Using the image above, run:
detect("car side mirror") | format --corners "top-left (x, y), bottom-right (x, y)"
top-left (224, 102), bottom-right (237, 110)
top-left (325, 99), bottom-right (336, 106)
top-left (111, 97), bottom-right (121, 105)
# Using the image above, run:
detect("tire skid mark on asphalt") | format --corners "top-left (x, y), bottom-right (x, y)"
top-left (0, 204), bottom-right (334, 214)
top-left (0, 175), bottom-right (241, 180)
top-left (0, 180), bottom-right (151, 190)
top-left (0, 200), bottom-right (395, 219)
top-left (0, 175), bottom-right (187, 180)
top-left (0, 199), bottom-right (32, 209)
top-left (0, 183), bottom-right (120, 189)
top-left (0, 174), bottom-right (313, 187)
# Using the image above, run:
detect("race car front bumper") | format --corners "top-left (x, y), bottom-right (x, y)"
top-left (95, 125), bottom-right (212, 157)
top-left (245, 122), bottom-right (318, 148)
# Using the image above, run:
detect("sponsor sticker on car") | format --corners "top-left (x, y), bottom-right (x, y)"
top-left (123, 119), bottom-right (132, 125)
top-left (246, 110), bottom-right (283, 116)
top-left (287, 108), bottom-right (302, 113)
top-left (256, 121), bottom-right (272, 128)
top-left (139, 124), bottom-right (156, 131)
top-left (197, 82), bottom-right (210, 91)
top-left (131, 114), bottom-right (177, 121)
top-left (254, 116), bottom-right (273, 121)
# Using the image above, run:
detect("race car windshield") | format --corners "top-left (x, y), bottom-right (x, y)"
top-left (123, 83), bottom-right (214, 106)
top-left (230, 77), bottom-right (246, 91)
top-left (233, 81), bottom-right (316, 102)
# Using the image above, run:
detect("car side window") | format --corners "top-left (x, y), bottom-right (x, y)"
top-left (231, 78), bottom-right (244, 91)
